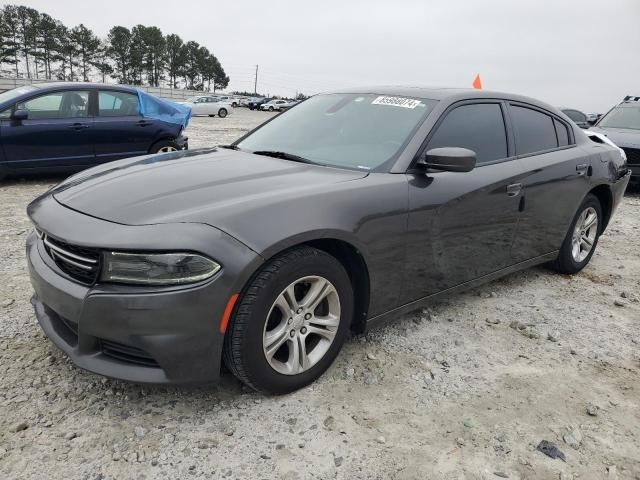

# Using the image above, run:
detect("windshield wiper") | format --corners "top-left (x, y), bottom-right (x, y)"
top-left (218, 144), bottom-right (240, 150)
top-left (252, 150), bottom-right (318, 165)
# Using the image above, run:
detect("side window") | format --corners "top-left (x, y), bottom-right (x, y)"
top-left (510, 105), bottom-right (558, 155)
top-left (0, 108), bottom-right (11, 119)
top-left (427, 103), bottom-right (508, 165)
top-left (98, 91), bottom-right (139, 117)
top-left (17, 91), bottom-right (89, 119)
top-left (554, 118), bottom-right (570, 147)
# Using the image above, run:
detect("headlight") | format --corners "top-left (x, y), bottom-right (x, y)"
top-left (100, 252), bottom-right (221, 285)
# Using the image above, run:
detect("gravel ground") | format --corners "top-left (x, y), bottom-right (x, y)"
top-left (1, 108), bottom-right (639, 480)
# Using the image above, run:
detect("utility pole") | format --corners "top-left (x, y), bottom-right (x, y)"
top-left (254, 65), bottom-right (258, 95)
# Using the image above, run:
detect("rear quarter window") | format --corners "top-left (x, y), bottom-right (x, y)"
top-left (554, 118), bottom-right (570, 147)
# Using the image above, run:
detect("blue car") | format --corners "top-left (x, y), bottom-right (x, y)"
top-left (0, 82), bottom-right (189, 180)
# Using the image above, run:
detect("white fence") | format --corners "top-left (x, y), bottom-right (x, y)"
top-left (0, 77), bottom-right (222, 101)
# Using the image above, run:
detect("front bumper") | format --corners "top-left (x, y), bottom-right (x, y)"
top-left (26, 196), bottom-right (261, 384)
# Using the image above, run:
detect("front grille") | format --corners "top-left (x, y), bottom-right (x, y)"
top-left (42, 233), bottom-right (100, 284)
top-left (622, 147), bottom-right (640, 165)
top-left (100, 339), bottom-right (159, 368)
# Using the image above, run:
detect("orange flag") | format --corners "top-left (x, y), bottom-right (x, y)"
top-left (472, 74), bottom-right (482, 89)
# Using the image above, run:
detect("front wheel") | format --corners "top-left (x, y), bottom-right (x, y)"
top-left (549, 193), bottom-right (602, 274)
top-left (218, 108), bottom-right (228, 118)
top-left (223, 247), bottom-right (353, 394)
top-left (268, 106), bottom-right (274, 111)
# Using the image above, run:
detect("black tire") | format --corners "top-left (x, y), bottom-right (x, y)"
top-left (149, 139), bottom-right (180, 154)
top-left (218, 108), bottom-right (228, 118)
top-left (223, 246), bottom-right (353, 394)
top-left (268, 106), bottom-right (274, 111)
top-left (549, 193), bottom-right (602, 274)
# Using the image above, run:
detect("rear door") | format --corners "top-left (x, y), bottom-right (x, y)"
top-left (0, 89), bottom-right (94, 171)
top-left (507, 103), bottom-right (592, 262)
top-left (92, 89), bottom-right (157, 162)
top-left (403, 101), bottom-right (523, 302)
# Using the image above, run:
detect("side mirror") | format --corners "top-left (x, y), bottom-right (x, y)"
top-left (419, 147), bottom-right (476, 172)
top-left (11, 109), bottom-right (28, 121)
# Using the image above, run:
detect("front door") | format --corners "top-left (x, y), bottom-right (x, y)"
top-left (0, 89), bottom-right (94, 171)
top-left (402, 102), bottom-right (522, 303)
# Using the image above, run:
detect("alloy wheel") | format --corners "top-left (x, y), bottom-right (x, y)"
top-left (571, 206), bottom-right (598, 262)
top-left (262, 275), bottom-right (341, 375)
top-left (158, 146), bottom-right (178, 153)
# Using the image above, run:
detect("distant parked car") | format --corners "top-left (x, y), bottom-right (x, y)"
top-left (181, 95), bottom-right (233, 117)
top-left (260, 99), bottom-right (296, 111)
top-left (587, 113), bottom-right (602, 125)
top-left (247, 97), bottom-right (270, 110)
top-left (279, 100), bottom-right (300, 112)
top-left (560, 108), bottom-right (590, 129)
top-left (590, 95), bottom-right (640, 181)
top-left (212, 95), bottom-right (240, 108)
top-left (0, 82), bottom-right (189, 180)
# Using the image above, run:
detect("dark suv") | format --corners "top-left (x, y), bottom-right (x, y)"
top-left (590, 95), bottom-right (640, 181)
top-left (0, 82), bottom-right (188, 180)
top-left (247, 97), bottom-right (271, 110)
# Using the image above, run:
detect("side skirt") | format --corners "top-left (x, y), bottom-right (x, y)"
top-left (365, 251), bottom-right (559, 331)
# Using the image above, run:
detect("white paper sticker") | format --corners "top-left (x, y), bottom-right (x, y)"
top-left (371, 96), bottom-right (421, 109)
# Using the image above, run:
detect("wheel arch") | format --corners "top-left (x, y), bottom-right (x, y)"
top-left (303, 238), bottom-right (370, 334)
top-left (255, 235), bottom-right (371, 335)
top-left (588, 184), bottom-right (613, 233)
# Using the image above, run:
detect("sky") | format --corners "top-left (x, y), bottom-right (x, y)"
top-left (9, 0), bottom-right (640, 112)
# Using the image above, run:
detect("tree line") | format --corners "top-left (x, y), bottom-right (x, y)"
top-left (0, 4), bottom-right (229, 91)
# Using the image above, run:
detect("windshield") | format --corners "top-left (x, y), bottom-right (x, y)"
top-left (0, 85), bottom-right (38, 106)
top-left (237, 93), bottom-right (436, 170)
top-left (598, 105), bottom-right (640, 130)
top-left (185, 96), bottom-right (202, 103)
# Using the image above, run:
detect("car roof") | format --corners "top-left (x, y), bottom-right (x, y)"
top-left (324, 86), bottom-right (557, 111)
top-left (30, 82), bottom-right (138, 93)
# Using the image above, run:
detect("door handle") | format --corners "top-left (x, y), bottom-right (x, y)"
top-left (69, 123), bottom-right (89, 130)
top-left (137, 120), bottom-right (152, 127)
top-left (506, 183), bottom-right (522, 197)
top-left (576, 163), bottom-right (588, 176)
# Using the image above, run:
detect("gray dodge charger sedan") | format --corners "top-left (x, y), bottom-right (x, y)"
top-left (26, 87), bottom-right (630, 394)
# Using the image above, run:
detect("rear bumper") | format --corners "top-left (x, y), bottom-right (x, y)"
top-left (176, 135), bottom-right (189, 150)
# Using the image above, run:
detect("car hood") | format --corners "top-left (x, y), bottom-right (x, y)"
top-left (51, 148), bottom-right (368, 227)
top-left (589, 126), bottom-right (640, 148)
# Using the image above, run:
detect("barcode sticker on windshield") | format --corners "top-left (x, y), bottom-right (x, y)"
top-left (371, 96), bottom-right (421, 109)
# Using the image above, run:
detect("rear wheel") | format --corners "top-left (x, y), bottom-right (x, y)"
top-left (218, 108), bottom-right (228, 118)
top-left (549, 193), bottom-right (602, 274)
top-left (223, 246), bottom-right (353, 394)
top-left (149, 139), bottom-right (179, 154)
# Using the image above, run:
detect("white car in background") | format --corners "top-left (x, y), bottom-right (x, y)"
top-left (260, 99), bottom-right (296, 111)
top-left (181, 95), bottom-right (233, 118)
